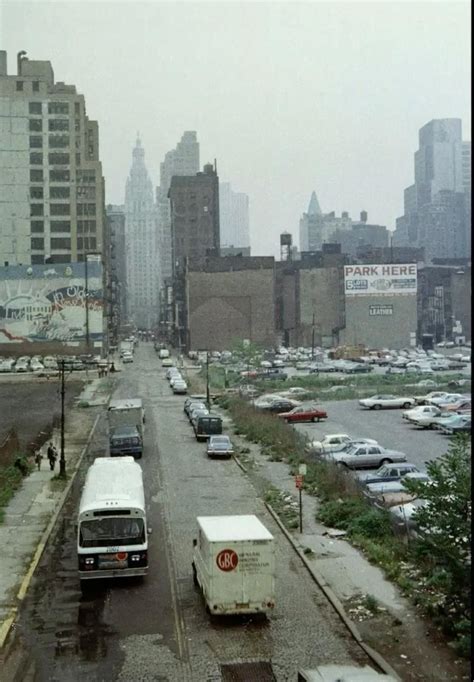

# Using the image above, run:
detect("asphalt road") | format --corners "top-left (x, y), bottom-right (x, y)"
top-left (294, 399), bottom-right (456, 472)
top-left (6, 344), bottom-right (370, 681)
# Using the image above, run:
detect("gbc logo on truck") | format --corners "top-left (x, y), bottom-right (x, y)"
top-left (216, 549), bottom-right (239, 572)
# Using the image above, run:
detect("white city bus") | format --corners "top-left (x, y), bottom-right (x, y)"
top-left (77, 457), bottom-right (148, 581)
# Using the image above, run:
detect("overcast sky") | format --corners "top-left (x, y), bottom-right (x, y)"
top-left (1, 0), bottom-right (471, 256)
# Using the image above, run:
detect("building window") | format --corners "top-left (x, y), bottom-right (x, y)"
top-left (76, 153), bottom-right (81, 165)
top-left (29, 102), bottom-right (42, 114)
top-left (51, 237), bottom-right (71, 249)
top-left (50, 186), bottom-right (70, 199)
top-left (50, 220), bottom-right (71, 233)
top-left (48, 101), bottom-right (69, 115)
top-left (77, 203), bottom-right (96, 216)
top-left (30, 152), bottom-right (43, 165)
top-left (47, 254), bottom-right (71, 263)
top-left (30, 187), bottom-right (44, 199)
top-left (32, 81), bottom-right (40, 92)
top-left (16, 81), bottom-right (23, 91)
top-left (50, 169), bottom-right (70, 182)
top-left (49, 135), bottom-right (69, 148)
top-left (31, 220), bottom-right (44, 233)
top-left (30, 204), bottom-right (44, 216)
top-left (29, 119), bottom-right (42, 132)
top-left (29, 136), bottom-right (43, 148)
top-left (48, 118), bottom-right (69, 131)
top-left (48, 152), bottom-right (70, 165)
top-left (30, 169), bottom-right (43, 182)
top-left (31, 255), bottom-right (44, 264)
top-left (31, 237), bottom-right (44, 250)
top-left (77, 169), bottom-right (96, 183)
top-left (50, 203), bottom-right (70, 215)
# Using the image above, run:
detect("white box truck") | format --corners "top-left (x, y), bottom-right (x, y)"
top-left (192, 514), bottom-right (275, 616)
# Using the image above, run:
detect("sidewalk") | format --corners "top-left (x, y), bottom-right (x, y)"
top-left (0, 378), bottom-right (111, 649)
top-left (219, 410), bottom-right (469, 681)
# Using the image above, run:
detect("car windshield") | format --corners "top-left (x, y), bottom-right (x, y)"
top-left (211, 437), bottom-right (230, 447)
top-left (79, 517), bottom-right (145, 547)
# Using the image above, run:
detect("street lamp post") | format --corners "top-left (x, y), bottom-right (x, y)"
top-left (59, 359), bottom-right (66, 477)
top-left (206, 351), bottom-right (210, 410)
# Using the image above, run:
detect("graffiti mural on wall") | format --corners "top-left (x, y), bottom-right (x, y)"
top-left (0, 262), bottom-right (103, 345)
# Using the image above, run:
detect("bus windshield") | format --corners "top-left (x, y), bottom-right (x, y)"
top-left (79, 517), bottom-right (145, 548)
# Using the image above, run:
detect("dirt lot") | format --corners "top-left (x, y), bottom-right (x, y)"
top-left (0, 376), bottom-right (84, 460)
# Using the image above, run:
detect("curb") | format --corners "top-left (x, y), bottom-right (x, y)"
top-left (0, 412), bottom-right (101, 651)
top-left (264, 502), bottom-right (401, 681)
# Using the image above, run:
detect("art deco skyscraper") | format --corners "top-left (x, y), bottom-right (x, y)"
top-left (124, 137), bottom-right (160, 329)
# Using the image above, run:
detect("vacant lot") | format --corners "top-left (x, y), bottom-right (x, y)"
top-left (0, 377), bottom-right (84, 458)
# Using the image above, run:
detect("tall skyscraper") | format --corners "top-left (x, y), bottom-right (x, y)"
top-left (124, 137), bottom-right (159, 329)
top-left (219, 182), bottom-right (250, 250)
top-left (156, 132), bottom-right (200, 282)
top-left (394, 119), bottom-right (471, 262)
top-left (0, 50), bottom-right (105, 265)
top-left (169, 163), bottom-right (220, 276)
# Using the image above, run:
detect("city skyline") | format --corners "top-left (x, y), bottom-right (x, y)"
top-left (1, 1), bottom-right (471, 258)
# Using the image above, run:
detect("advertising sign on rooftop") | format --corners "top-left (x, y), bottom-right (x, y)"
top-left (344, 264), bottom-right (417, 297)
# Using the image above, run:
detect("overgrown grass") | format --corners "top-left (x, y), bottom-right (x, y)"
top-left (0, 455), bottom-right (31, 524)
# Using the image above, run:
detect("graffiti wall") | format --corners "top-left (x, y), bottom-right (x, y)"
top-left (0, 262), bottom-right (103, 349)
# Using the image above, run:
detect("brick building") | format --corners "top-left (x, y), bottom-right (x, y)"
top-left (184, 256), bottom-right (276, 351)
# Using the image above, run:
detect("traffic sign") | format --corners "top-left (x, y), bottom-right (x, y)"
top-left (295, 475), bottom-right (304, 489)
top-left (298, 463), bottom-right (307, 476)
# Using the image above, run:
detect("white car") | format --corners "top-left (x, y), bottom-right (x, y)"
top-left (309, 434), bottom-right (378, 454)
top-left (172, 380), bottom-right (188, 394)
top-left (429, 393), bottom-right (464, 407)
top-left (402, 405), bottom-right (440, 423)
top-left (14, 359), bottom-right (29, 372)
top-left (359, 394), bottom-right (415, 410)
top-left (121, 351), bottom-right (133, 363)
top-left (414, 391), bottom-right (448, 406)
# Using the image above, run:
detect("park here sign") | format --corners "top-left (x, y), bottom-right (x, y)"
top-left (344, 264), bottom-right (417, 297)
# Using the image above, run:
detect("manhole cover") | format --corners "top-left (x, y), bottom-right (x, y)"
top-left (220, 661), bottom-right (276, 681)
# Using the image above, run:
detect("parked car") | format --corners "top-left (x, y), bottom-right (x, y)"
top-left (444, 399), bottom-right (471, 413)
top-left (357, 462), bottom-right (420, 486)
top-left (326, 444), bottom-right (407, 469)
top-left (309, 434), bottom-right (377, 454)
top-left (278, 404), bottom-right (328, 423)
top-left (259, 369), bottom-right (288, 381)
top-left (185, 401), bottom-right (207, 418)
top-left (386, 366), bottom-right (405, 375)
top-left (365, 471), bottom-right (430, 495)
top-left (184, 395), bottom-right (207, 412)
top-left (430, 393), bottom-right (465, 408)
top-left (162, 357), bottom-right (173, 367)
top-left (439, 414), bottom-right (471, 435)
top-left (121, 351), bottom-right (133, 364)
top-left (389, 498), bottom-right (427, 534)
top-left (402, 405), bottom-right (440, 423)
top-left (14, 359), bottom-right (29, 372)
top-left (206, 434), bottom-right (234, 458)
top-left (258, 399), bottom-right (300, 414)
top-left (190, 407), bottom-right (209, 427)
top-left (172, 380), bottom-right (188, 394)
top-left (309, 362), bottom-right (337, 373)
top-left (345, 363), bottom-right (373, 374)
top-left (359, 394), bottom-right (415, 410)
top-left (414, 391), bottom-right (449, 406)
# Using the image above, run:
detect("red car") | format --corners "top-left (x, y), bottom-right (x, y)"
top-left (278, 404), bottom-right (328, 423)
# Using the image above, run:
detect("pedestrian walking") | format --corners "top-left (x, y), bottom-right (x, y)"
top-left (34, 451), bottom-right (42, 471)
top-left (47, 442), bottom-right (57, 471)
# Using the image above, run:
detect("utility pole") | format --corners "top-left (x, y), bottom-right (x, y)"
top-left (311, 313), bottom-right (315, 360)
top-left (206, 351), bottom-right (210, 410)
top-left (59, 359), bottom-right (66, 478)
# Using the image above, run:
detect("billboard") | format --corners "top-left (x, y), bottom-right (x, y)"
top-left (344, 264), bottom-right (417, 297)
top-left (0, 262), bottom-right (103, 346)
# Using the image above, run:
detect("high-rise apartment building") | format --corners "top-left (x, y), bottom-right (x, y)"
top-left (394, 119), bottom-right (471, 262)
top-left (0, 50), bottom-right (105, 265)
top-left (124, 138), bottom-right (159, 330)
top-left (156, 132), bottom-right (200, 282)
top-left (219, 182), bottom-right (250, 251)
top-left (168, 163), bottom-right (220, 276)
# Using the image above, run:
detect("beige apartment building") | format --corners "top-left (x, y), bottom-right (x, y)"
top-left (0, 50), bottom-right (105, 265)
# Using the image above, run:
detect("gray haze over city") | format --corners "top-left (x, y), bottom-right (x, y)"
top-left (1, 0), bottom-right (470, 256)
